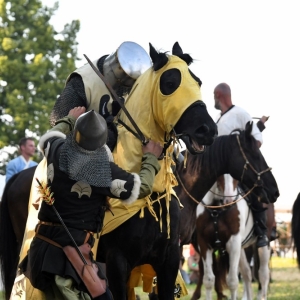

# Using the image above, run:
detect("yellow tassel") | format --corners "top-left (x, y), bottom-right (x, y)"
top-left (139, 136), bottom-right (181, 239)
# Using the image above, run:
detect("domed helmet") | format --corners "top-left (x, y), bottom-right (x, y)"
top-left (103, 41), bottom-right (152, 91)
top-left (60, 110), bottom-right (112, 187)
top-left (73, 110), bottom-right (108, 151)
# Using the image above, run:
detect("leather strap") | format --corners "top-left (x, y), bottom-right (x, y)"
top-left (38, 221), bottom-right (62, 226)
top-left (35, 233), bottom-right (62, 248)
top-left (35, 225), bottom-right (92, 247)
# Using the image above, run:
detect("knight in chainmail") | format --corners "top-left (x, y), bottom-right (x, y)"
top-left (50, 41), bottom-right (152, 151)
top-left (20, 108), bottom-right (162, 300)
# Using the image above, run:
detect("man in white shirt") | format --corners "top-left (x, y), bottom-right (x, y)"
top-left (214, 83), bottom-right (263, 146)
top-left (213, 82), bottom-right (274, 247)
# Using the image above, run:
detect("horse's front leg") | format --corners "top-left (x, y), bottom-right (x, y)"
top-left (105, 248), bottom-right (129, 300)
top-left (257, 246), bottom-right (270, 300)
top-left (226, 234), bottom-right (241, 300)
top-left (191, 256), bottom-right (204, 300)
top-left (202, 248), bottom-right (215, 300)
top-left (239, 248), bottom-right (253, 300)
top-left (154, 242), bottom-right (180, 300)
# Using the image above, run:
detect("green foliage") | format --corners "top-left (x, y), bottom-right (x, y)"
top-left (0, 0), bottom-right (80, 172)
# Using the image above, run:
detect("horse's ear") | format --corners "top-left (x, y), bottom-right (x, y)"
top-left (172, 42), bottom-right (183, 56)
top-left (245, 121), bottom-right (253, 138)
top-left (149, 43), bottom-right (159, 63)
top-left (149, 42), bottom-right (168, 71)
top-left (172, 42), bottom-right (193, 66)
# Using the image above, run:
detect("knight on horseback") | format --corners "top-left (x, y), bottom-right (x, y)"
top-left (213, 82), bottom-right (274, 248)
top-left (50, 41), bottom-right (152, 150)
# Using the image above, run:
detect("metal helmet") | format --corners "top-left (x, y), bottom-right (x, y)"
top-left (73, 110), bottom-right (108, 151)
top-left (103, 41), bottom-right (152, 91)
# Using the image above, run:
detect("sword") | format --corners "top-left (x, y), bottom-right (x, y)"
top-left (83, 54), bottom-right (148, 145)
top-left (252, 116), bottom-right (269, 120)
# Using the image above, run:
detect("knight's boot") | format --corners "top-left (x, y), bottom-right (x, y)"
top-left (252, 209), bottom-right (269, 248)
top-left (267, 202), bottom-right (278, 242)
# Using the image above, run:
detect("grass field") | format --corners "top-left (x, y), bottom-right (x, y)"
top-left (134, 256), bottom-right (300, 299)
top-left (1, 256), bottom-right (299, 300)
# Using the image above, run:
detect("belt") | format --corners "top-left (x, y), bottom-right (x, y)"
top-left (38, 221), bottom-right (62, 226)
top-left (35, 221), bottom-right (94, 245)
top-left (35, 233), bottom-right (62, 248)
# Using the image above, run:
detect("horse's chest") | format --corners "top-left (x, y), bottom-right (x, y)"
top-left (198, 207), bottom-right (240, 245)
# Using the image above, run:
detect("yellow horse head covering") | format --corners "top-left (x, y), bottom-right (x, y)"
top-left (113, 54), bottom-right (202, 193)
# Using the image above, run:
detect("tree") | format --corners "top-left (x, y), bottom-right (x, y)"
top-left (0, 0), bottom-right (80, 173)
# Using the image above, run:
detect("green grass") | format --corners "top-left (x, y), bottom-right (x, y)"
top-left (134, 256), bottom-right (300, 299)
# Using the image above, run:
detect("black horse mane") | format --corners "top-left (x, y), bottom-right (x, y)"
top-left (234, 128), bottom-right (260, 155)
top-left (182, 135), bottom-right (228, 176)
top-left (181, 129), bottom-right (259, 177)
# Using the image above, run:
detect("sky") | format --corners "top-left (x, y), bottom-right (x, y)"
top-left (2, 0), bottom-right (298, 211)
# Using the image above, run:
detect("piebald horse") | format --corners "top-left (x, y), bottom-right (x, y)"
top-left (193, 173), bottom-right (271, 300)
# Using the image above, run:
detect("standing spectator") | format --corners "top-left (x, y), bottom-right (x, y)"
top-left (5, 137), bottom-right (38, 183)
top-left (179, 254), bottom-right (190, 284)
top-left (187, 244), bottom-right (200, 284)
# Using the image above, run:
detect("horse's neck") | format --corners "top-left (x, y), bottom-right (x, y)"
top-left (201, 173), bottom-right (239, 206)
top-left (201, 182), bottom-right (218, 205)
top-left (174, 138), bottom-right (233, 208)
top-left (203, 136), bottom-right (232, 177)
top-left (218, 174), bottom-right (239, 204)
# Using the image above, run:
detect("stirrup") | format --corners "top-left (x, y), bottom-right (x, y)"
top-left (270, 227), bottom-right (279, 241)
top-left (256, 235), bottom-right (269, 248)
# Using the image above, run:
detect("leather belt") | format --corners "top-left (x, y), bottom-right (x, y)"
top-left (35, 221), bottom-right (93, 245)
top-left (38, 221), bottom-right (62, 226)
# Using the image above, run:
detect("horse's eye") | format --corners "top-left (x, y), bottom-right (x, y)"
top-left (160, 68), bottom-right (181, 95)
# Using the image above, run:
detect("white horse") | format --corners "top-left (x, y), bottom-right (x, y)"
top-left (194, 174), bottom-right (270, 300)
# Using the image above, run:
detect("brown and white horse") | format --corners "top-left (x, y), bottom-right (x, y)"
top-left (194, 174), bottom-right (271, 300)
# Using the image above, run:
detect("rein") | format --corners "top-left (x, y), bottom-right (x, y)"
top-left (176, 169), bottom-right (255, 209)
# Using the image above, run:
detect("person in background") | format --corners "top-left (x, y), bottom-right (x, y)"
top-left (214, 83), bottom-right (264, 147)
top-left (213, 82), bottom-right (277, 247)
top-left (187, 244), bottom-right (200, 284)
top-left (21, 107), bottom-right (163, 299)
top-left (179, 254), bottom-right (190, 285)
top-left (5, 137), bottom-right (38, 183)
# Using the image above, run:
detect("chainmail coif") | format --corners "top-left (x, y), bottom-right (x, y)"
top-left (59, 133), bottom-right (112, 187)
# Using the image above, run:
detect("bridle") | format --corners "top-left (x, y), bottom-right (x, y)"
top-left (208, 188), bottom-right (240, 202)
top-left (236, 134), bottom-right (272, 186)
top-left (175, 134), bottom-right (273, 209)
